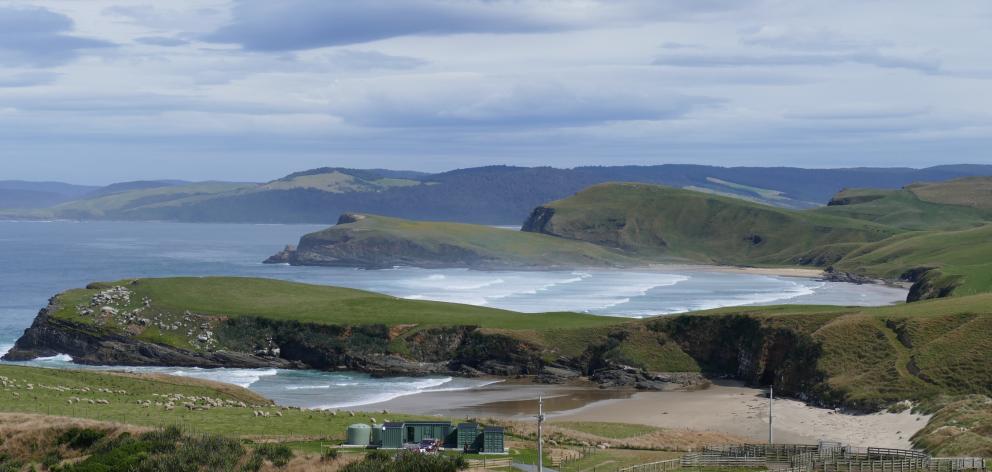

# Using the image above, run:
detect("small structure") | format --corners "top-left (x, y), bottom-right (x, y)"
top-left (380, 421), bottom-right (452, 449)
top-left (346, 423), bottom-right (372, 446)
top-left (349, 420), bottom-right (505, 453)
top-left (482, 426), bottom-right (505, 454)
top-left (456, 423), bottom-right (480, 450)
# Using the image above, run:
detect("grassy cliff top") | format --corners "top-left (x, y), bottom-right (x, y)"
top-left (816, 187), bottom-right (992, 231)
top-left (908, 176), bottom-right (992, 210)
top-left (294, 212), bottom-right (643, 268)
top-left (53, 277), bottom-right (624, 331)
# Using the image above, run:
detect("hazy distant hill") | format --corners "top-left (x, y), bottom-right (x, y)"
top-left (4, 164), bottom-right (992, 224)
top-left (0, 181), bottom-right (98, 210)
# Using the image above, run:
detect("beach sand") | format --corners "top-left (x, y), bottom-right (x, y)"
top-left (362, 380), bottom-right (929, 449)
top-left (654, 264), bottom-right (826, 279)
top-left (550, 382), bottom-right (929, 449)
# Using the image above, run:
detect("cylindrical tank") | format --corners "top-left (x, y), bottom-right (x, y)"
top-left (346, 424), bottom-right (372, 445)
top-left (370, 425), bottom-right (382, 446)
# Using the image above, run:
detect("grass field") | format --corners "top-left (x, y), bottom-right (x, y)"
top-left (0, 364), bottom-right (441, 441)
top-left (53, 277), bottom-right (624, 331)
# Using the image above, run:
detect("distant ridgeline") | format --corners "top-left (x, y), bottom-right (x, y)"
top-left (4, 164), bottom-right (992, 224)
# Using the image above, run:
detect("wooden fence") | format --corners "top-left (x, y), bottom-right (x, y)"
top-left (466, 458), bottom-right (512, 469)
top-left (681, 452), bottom-right (768, 468)
top-left (618, 458), bottom-right (682, 472)
top-left (620, 443), bottom-right (987, 472)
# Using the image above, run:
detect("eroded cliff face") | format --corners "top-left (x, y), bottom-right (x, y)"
top-left (648, 315), bottom-right (830, 405)
top-left (6, 298), bottom-right (851, 406)
top-left (2, 307), bottom-right (534, 376)
top-left (905, 268), bottom-right (962, 302)
top-left (3, 302), bottom-right (295, 368)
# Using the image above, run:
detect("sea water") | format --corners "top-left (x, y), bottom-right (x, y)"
top-left (0, 220), bottom-right (907, 408)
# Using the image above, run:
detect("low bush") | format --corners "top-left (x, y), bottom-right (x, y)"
top-left (341, 450), bottom-right (468, 472)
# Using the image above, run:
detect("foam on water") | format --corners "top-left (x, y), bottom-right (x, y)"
top-left (33, 353), bottom-right (74, 363)
top-left (168, 367), bottom-right (280, 388)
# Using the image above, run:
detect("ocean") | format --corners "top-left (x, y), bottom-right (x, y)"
top-left (0, 220), bottom-right (907, 409)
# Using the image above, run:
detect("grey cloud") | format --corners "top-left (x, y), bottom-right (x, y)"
top-left (0, 6), bottom-right (115, 67)
top-left (739, 26), bottom-right (890, 51)
top-left (333, 83), bottom-right (721, 128)
top-left (203, 0), bottom-right (754, 51)
top-left (319, 50), bottom-right (428, 70)
top-left (784, 107), bottom-right (931, 121)
top-left (4, 92), bottom-right (320, 116)
top-left (0, 71), bottom-right (59, 87)
top-left (135, 36), bottom-right (190, 47)
top-left (661, 42), bottom-right (702, 50)
top-left (653, 51), bottom-right (940, 74)
top-left (203, 0), bottom-right (570, 51)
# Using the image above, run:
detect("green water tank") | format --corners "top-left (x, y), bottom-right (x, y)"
top-left (346, 424), bottom-right (372, 446)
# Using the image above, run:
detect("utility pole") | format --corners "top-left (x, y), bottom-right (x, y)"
top-left (537, 395), bottom-right (545, 472)
top-left (768, 384), bottom-right (774, 444)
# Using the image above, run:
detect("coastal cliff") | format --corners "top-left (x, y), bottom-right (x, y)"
top-left (3, 278), bottom-right (832, 399)
top-left (8, 277), bottom-right (989, 412)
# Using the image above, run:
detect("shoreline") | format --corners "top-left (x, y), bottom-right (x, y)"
top-left (357, 380), bottom-right (930, 449)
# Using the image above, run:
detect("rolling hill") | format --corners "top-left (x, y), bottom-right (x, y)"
top-left (522, 178), bottom-right (992, 300)
top-left (5, 164), bottom-right (992, 224)
top-left (521, 182), bottom-right (899, 265)
top-left (0, 181), bottom-right (98, 210)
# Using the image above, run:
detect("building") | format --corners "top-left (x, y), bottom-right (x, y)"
top-left (346, 420), bottom-right (506, 454)
top-left (456, 423), bottom-right (480, 450)
top-left (379, 421), bottom-right (453, 449)
top-left (482, 426), bottom-right (505, 454)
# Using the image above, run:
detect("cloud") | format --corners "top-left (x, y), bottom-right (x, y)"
top-left (0, 6), bottom-right (115, 67)
top-left (135, 36), bottom-right (190, 47)
top-left (203, 0), bottom-right (570, 51)
top-left (784, 106), bottom-right (931, 121)
top-left (0, 71), bottom-right (59, 88)
top-left (316, 50), bottom-right (428, 70)
top-left (739, 26), bottom-right (890, 51)
top-left (653, 51), bottom-right (940, 74)
top-left (202, 0), bottom-right (755, 51)
top-left (329, 79), bottom-right (721, 128)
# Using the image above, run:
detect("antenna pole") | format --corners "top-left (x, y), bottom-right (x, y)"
top-left (769, 385), bottom-right (774, 444)
top-left (537, 395), bottom-right (545, 472)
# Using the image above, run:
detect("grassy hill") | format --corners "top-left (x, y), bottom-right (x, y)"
top-left (908, 176), bottom-right (992, 210)
top-left (5, 181), bottom-right (256, 220)
top-left (814, 187), bottom-right (992, 231)
top-left (278, 213), bottom-right (642, 269)
top-left (523, 179), bottom-right (992, 300)
top-left (522, 182), bottom-right (898, 265)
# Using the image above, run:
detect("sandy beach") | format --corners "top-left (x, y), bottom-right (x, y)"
top-left (655, 264), bottom-right (826, 279)
top-left (362, 380), bottom-right (929, 449)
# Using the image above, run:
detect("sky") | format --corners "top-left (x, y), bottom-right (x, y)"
top-left (1, 0), bottom-right (991, 184)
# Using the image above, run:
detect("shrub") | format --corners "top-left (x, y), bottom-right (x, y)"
top-left (253, 443), bottom-right (294, 468)
top-left (322, 448), bottom-right (340, 461)
top-left (57, 428), bottom-right (106, 450)
top-left (341, 450), bottom-right (468, 472)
